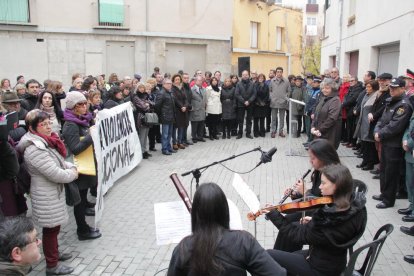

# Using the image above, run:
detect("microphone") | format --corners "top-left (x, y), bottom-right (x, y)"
top-left (256, 147), bottom-right (277, 167)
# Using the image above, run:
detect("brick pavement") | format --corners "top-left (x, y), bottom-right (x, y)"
top-left (27, 133), bottom-right (413, 275)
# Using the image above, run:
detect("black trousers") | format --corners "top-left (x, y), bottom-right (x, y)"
top-left (267, 249), bottom-right (319, 276)
top-left (253, 117), bottom-right (265, 136)
top-left (286, 110), bottom-right (290, 133)
top-left (237, 106), bottom-right (253, 135)
top-left (380, 145), bottom-right (405, 206)
top-left (206, 114), bottom-right (221, 137)
top-left (361, 141), bottom-right (378, 166)
top-left (74, 188), bottom-right (90, 234)
top-left (294, 115), bottom-right (302, 136)
top-left (148, 125), bottom-right (161, 149)
top-left (266, 108), bottom-right (271, 131)
top-left (222, 119), bottom-right (234, 136)
top-left (191, 120), bottom-right (205, 140)
top-left (341, 118), bottom-right (347, 141)
top-left (346, 116), bottom-right (357, 144)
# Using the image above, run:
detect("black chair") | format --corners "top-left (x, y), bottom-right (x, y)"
top-left (343, 224), bottom-right (394, 276)
top-left (353, 179), bottom-right (368, 195)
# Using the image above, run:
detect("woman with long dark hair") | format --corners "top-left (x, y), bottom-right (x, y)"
top-left (35, 91), bottom-right (63, 134)
top-left (171, 74), bottom-right (189, 150)
top-left (266, 164), bottom-right (367, 276)
top-left (273, 139), bottom-right (340, 252)
top-left (167, 183), bottom-right (286, 276)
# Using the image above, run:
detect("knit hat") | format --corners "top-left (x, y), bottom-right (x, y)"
top-left (66, 91), bottom-right (86, 109)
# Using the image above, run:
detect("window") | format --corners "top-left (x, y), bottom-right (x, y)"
top-left (275, 0), bottom-right (283, 3)
top-left (276, 27), bottom-right (283, 51)
top-left (99, 0), bottom-right (124, 27)
top-left (308, 0), bottom-right (316, 4)
top-left (307, 17), bottom-right (317, 26)
top-left (250, 22), bottom-right (259, 48)
top-left (0, 0), bottom-right (29, 23)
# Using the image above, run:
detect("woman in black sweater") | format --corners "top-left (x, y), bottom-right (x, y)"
top-left (167, 183), bottom-right (286, 276)
top-left (266, 164), bottom-right (367, 276)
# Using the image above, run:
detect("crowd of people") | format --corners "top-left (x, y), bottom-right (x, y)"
top-left (1, 64), bottom-right (414, 274)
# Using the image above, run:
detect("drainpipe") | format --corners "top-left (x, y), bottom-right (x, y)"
top-left (145, 0), bottom-right (149, 78)
top-left (337, 0), bottom-right (343, 69)
top-left (285, 53), bottom-right (291, 75)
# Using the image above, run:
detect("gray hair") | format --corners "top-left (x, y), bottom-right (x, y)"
top-left (0, 217), bottom-right (35, 261)
top-left (321, 78), bottom-right (339, 93)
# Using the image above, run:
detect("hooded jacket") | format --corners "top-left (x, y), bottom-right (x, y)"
top-left (0, 260), bottom-right (31, 275)
top-left (266, 192), bottom-right (367, 276)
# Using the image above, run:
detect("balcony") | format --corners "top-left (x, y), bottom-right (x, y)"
top-left (92, 1), bottom-right (130, 30)
top-left (306, 4), bottom-right (319, 13)
top-left (0, 0), bottom-right (37, 26)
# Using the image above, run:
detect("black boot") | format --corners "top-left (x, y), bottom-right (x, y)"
top-left (222, 132), bottom-right (227, 139)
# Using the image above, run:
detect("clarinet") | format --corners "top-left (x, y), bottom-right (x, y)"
top-left (170, 173), bottom-right (192, 213)
top-left (279, 169), bottom-right (312, 204)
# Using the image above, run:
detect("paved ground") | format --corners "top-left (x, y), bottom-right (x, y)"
top-left (27, 132), bottom-right (413, 276)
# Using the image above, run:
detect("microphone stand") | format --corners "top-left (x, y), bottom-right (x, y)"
top-left (181, 147), bottom-right (262, 192)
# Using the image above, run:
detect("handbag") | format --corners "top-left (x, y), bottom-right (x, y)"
top-left (144, 112), bottom-right (159, 125)
top-left (65, 181), bottom-right (81, 206)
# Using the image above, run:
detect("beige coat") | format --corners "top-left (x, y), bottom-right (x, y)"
top-left (17, 132), bottom-right (77, 228)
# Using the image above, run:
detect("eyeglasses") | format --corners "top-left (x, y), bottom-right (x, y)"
top-left (76, 102), bottom-right (88, 107)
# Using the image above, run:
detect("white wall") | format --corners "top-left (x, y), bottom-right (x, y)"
top-left (321, 0), bottom-right (414, 79)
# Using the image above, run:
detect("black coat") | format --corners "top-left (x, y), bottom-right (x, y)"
top-left (172, 85), bottom-right (189, 128)
top-left (235, 80), bottom-right (256, 108)
top-left (374, 95), bottom-right (413, 147)
top-left (267, 194), bottom-right (367, 276)
top-left (103, 99), bottom-right (124, 109)
top-left (167, 229), bottom-right (286, 276)
top-left (371, 90), bottom-right (390, 124)
top-left (342, 82), bottom-right (363, 118)
top-left (220, 87), bottom-right (236, 120)
top-left (253, 82), bottom-right (270, 118)
top-left (21, 93), bottom-right (38, 111)
top-left (62, 121), bottom-right (96, 190)
top-left (155, 89), bottom-right (176, 124)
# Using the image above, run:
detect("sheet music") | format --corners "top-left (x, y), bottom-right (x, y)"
top-left (232, 173), bottom-right (260, 213)
top-left (154, 201), bottom-right (191, 246)
top-left (154, 199), bottom-right (243, 245)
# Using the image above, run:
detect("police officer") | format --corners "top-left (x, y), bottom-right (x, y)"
top-left (373, 78), bottom-right (413, 208)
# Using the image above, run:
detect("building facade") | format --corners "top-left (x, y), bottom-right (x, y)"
top-left (232, 0), bottom-right (303, 76)
top-left (321, 0), bottom-right (414, 79)
top-left (0, 0), bottom-right (232, 88)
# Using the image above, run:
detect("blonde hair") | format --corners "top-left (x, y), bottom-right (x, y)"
top-left (146, 78), bottom-right (156, 86)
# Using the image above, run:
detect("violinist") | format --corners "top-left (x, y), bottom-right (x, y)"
top-left (266, 164), bottom-right (367, 276)
top-left (167, 182), bottom-right (287, 276)
top-left (274, 139), bottom-right (340, 252)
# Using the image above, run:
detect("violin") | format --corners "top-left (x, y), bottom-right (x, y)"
top-left (247, 196), bottom-right (333, 221)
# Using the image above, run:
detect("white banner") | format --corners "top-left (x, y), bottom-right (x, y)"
top-left (92, 102), bottom-right (142, 225)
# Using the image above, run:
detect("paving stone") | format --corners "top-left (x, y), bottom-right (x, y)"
top-left (26, 134), bottom-right (412, 275)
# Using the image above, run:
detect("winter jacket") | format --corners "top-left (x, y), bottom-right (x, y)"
top-left (103, 98), bottom-right (124, 109)
top-left (269, 77), bottom-right (290, 109)
top-left (131, 92), bottom-right (152, 129)
top-left (266, 192), bottom-right (367, 276)
top-left (189, 86), bottom-right (206, 122)
top-left (167, 229), bottom-right (286, 276)
top-left (220, 87), bottom-right (236, 120)
top-left (374, 95), bottom-right (413, 148)
top-left (17, 132), bottom-right (77, 228)
top-left (338, 82), bottom-right (350, 119)
top-left (0, 261), bottom-right (31, 276)
top-left (356, 91), bottom-right (378, 142)
top-left (155, 88), bottom-right (176, 124)
top-left (253, 82), bottom-right (270, 118)
top-left (172, 85), bottom-right (189, 127)
top-left (371, 89), bottom-right (390, 124)
top-left (305, 88), bottom-right (320, 116)
top-left (312, 94), bottom-right (342, 149)
top-left (234, 80), bottom-right (256, 108)
top-left (61, 121), bottom-right (96, 190)
top-left (288, 85), bottom-right (307, 116)
top-left (403, 113), bottom-right (414, 163)
top-left (343, 81), bottom-right (363, 118)
top-left (20, 93), bottom-right (38, 111)
top-left (205, 86), bottom-right (222, 115)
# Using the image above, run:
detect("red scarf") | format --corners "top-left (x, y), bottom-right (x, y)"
top-left (32, 131), bottom-right (67, 158)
